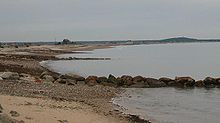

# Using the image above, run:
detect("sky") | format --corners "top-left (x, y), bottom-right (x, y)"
top-left (0, 0), bottom-right (220, 41)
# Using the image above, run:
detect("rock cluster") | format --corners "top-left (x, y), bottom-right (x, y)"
top-left (1, 71), bottom-right (220, 88)
top-left (40, 72), bottom-right (220, 88)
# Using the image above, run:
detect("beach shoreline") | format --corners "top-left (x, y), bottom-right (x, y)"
top-left (0, 44), bottom-right (150, 123)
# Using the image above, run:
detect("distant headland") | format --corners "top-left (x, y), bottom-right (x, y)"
top-left (1, 37), bottom-right (220, 48)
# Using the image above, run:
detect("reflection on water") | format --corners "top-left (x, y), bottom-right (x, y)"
top-left (113, 88), bottom-right (220, 123)
top-left (47, 42), bottom-right (220, 80)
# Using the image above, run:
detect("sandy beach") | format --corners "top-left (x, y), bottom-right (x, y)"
top-left (0, 94), bottom-right (126, 123)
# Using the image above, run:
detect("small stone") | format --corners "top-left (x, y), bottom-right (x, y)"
top-left (24, 102), bottom-right (32, 106)
top-left (10, 110), bottom-right (20, 117)
top-left (19, 120), bottom-right (25, 123)
top-left (60, 74), bottom-right (85, 81)
top-left (25, 116), bottom-right (33, 120)
top-left (0, 104), bottom-right (3, 113)
top-left (58, 120), bottom-right (69, 123)
top-left (0, 104), bottom-right (3, 110)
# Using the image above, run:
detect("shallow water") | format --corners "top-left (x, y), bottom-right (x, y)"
top-left (43, 42), bottom-right (220, 122)
top-left (113, 88), bottom-right (220, 123)
top-left (47, 42), bottom-right (220, 80)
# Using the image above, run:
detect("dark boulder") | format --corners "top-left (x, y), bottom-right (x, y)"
top-left (195, 80), bottom-right (205, 87)
top-left (97, 76), bottom-right (108, 83)
top-left (159, 77), bottom-right (174, 85)
top-left (121, 75), bottom-right (133, 86)
top-left (0, 104), bottom-right (3, 113)
top-left (130, 81), bottom-right (149, 88)
top-left (85, 76), bottom-right (98, 86)
top-left (175, 77), bottom-right (195, 87)
top-left (40, 71), bottom-right (59, 80)
top-left (203, 77), bottom-right (216, 87)
top-left (145, 78), bottom-right (166, 87)
top-left (133, 76), bottom-right (145, 83)
top-left (60, 74), bottom-right (85, 81)
top-left (214, 78), bottom-right (220, 85)
top-left (85, 76), bottom-right (98, 82)
top-left (108, 74), bottom-right (118, 84)
top-left (114, 77), bottom-right (123, 86)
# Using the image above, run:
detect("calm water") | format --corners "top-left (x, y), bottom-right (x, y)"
top-left (46, 42), bottom-right (220, 80)
top-left (113, 88), bottom-right (220, 123)
top-left (43, 42), bottom-right (220, 123)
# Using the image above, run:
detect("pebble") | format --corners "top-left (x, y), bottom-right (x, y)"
top-left (10, 110), bottom-right (20, 117)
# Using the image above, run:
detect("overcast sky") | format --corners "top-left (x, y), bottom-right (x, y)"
top-left (0, 0), bottom-right (220, 41)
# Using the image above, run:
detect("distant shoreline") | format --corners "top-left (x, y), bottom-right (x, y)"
top-left (1, 37), bottom-right (220, 46)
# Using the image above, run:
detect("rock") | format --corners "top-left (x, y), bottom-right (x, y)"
top-left (60, 73), bottom-right (85, 81)
top-left (166, 81), bottom-right (177, 86)
top-left (58, 120), bottom-right (69, 123)
top-left (108, 74), bottom-right (118, 84)
top-left (85, 76), bottom-right (98, 86)
top-left (195, 80), bottom-right (205, 87)
top-left (159, 77), bottom-right (174, 85)
top-left (130, 81), bottom-right (149, 88)
top-left (97, 76), bottom-right (108, 83)
top-left (85, 76), bottom-right (98, 82)
top-left (121, 75), bottom-right (133, 86)
top-left (87, 80), bottom-right (97, 86)
top-left (42, 75), bottom-right (55, 83)
top-left (145, 78), bottom-right (166, 87)
top-left (116, 77), bottom-right (124, 86)
top-left (10, 110), bottom-right (20, 117)
top-left (203, 77), bottom-right (216, 87)
top-left (133, 76), bottom-right (145, 83)
top-left (215, 78), bottom-right (220, 85)
top-left (0, 104), bottom-right (3, 113)
top-left (175, 77), bottom-right (195, 87)
top-left (0, 72), bottom-right (20, 80)
top-left (40, 71), bottom-right (59, 80)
